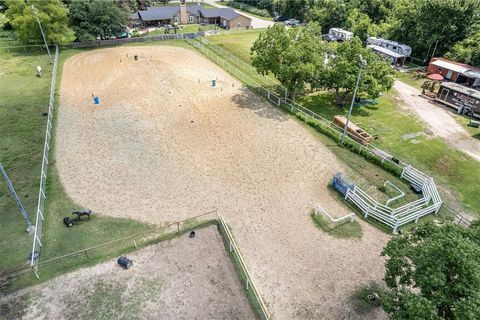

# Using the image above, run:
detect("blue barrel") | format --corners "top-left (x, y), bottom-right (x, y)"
top-left (211, 80), bottom-right (216, 87)
top-left (117, 256), bottom-right (133, 269)
top-left (93, 96), bottom-right (100, 105)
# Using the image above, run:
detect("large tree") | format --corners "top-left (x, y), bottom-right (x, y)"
top-left (5, 0), bottom-right (74, 44)
top-left (381, 221), bottom-right (480, 320)
top-left (251, 23), bottom-right (326, 99)
top-left (321, 37), bottom-right (394, 105)
top-left (69, 0), bottom-right (128, 41)
top-left (446, 31), bottom-right (480, 67)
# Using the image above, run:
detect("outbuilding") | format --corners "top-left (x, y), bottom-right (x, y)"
top-left (436, 82), bottom-right (480, 118)
top-left (427, 58), bottom-right (480, 89)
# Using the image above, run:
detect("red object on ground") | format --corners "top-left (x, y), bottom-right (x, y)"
top-left (427, 73), bottom-right (444, 81)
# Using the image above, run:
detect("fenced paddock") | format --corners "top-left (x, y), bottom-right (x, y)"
top-left (337, 165), bottom-right (443, 233)
top-left (1, 222), bottom-right (256, 320)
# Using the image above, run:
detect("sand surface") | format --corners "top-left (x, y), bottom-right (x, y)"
top-left (56, 46), bottom-right (389, 319)
top-left (0, 226), bottom-right (254, 319)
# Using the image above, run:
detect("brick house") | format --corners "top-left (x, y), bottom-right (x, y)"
top-left (130, 3), bottom-right (252, 29)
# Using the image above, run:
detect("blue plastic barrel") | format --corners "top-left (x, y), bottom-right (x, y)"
top-left (93, 96), bottom-right (100, 105)
top-left (211, 80), bottom-right (216, 87)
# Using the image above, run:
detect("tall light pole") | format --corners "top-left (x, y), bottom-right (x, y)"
top-left (341, 54), bottom-right (367, 145)
top-left (31, 5), bottom-right (51, 59)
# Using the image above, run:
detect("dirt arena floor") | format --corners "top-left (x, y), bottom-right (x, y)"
top-left (0, 226), bottom-right (254, 320)
top-left (56, 45), bottom-right (389, 319)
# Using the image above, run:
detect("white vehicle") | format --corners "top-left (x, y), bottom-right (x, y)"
top-left (366, 37), bottom-right (411, 57)
top-left (328, 28), bottom-right (353, 41)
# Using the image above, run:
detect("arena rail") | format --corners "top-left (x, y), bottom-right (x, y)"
top-left (216, 211), bottom-right (271, 320)
top-left (71, 33), bottom-right (197, 48)
top-left (314, 205), bottom-right (355, 224)
top-left (30, 45), bottom-right (59, 276)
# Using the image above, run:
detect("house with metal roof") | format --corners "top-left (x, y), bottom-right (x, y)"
top-left (427, 57), bottom-right (480, 89)
top-left (130, 3), bottom-right (251, 29)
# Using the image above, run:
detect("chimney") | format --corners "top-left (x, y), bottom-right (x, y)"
top-left (179, 3), bottom-right (188, 24)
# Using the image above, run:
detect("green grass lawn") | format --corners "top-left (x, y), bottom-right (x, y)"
top-left (215, 1), bottom-right (274, 21)
top-left (297, 90), bottom-right (480, 215)
top-left (0, 48), bottom-right (52, 275)
top-left (208, 29), bottom-right (266, 62)
top-left (395, 71), bottom-right (427, 89)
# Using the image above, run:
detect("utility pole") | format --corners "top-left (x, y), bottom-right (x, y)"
top-left (431, 40), bottom-right (439, 61)
top-left (341, 54), bottom-right (368, 145)
top-left (31, 4), bottom-right (51, 60)
top-left (0, 162), bottom-right (34, 234)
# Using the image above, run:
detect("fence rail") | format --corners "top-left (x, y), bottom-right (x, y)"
top-left (30, 45), bottom-right (59, 275)
top-left (216, 212), bottom-right (270, 320)
top-left (71, 33), bottom-right (197, 48)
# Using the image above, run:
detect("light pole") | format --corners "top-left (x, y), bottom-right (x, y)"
top-left (31, 5), bottom-right (51, 59)
top-left (341, 54), bottom-right (367, 145)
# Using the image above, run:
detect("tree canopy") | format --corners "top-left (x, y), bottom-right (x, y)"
top-left (446, 31), bottom-right (480, 67)
top-left (381, 221), bottom-right (480, 320)
top-left (251, 23), bottom-right (326, 99)
top-left (69, 0), bottom-right (128, 41)
top-left (5, 0), bottom-right (74, 44)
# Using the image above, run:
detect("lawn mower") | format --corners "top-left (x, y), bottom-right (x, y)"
top-left (63, 209), bottom-right (93, 227)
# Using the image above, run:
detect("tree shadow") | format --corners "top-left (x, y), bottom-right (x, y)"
top-left (229, 86), bottom-right (289, 122)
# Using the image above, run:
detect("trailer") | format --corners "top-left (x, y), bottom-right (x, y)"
top-left (435, 82), bottom-right (480, 118)
top-left (327, 28), bottom-right (353, 42)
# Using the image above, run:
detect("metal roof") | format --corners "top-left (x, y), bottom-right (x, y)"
top-left (367, 45), bottom-right (406, 58)
top-left (135, 5), bottom-right (245, 22)
top-left (431, 59), bottom-right (469, 74)
top-left (440, 82), bottom-right (480, 99)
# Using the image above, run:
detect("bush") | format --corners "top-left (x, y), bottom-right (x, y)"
top-left (225, 1), bottom-right (271, 17)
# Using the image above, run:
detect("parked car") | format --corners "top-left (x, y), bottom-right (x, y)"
top-left (273, 15), bottom-right (286, 22)
top-left (284, 19), bottom-right (300, 27)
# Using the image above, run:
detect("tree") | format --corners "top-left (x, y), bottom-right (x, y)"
top-left (69, 0), bottom-right (128, 41)
top-left (5, 0), bottom-right (74, 44)
top-left (389, 0), bottom-right (480, 61)
top-left (345, 8), bottom-right (374, 42)
top-left (321, 37), bottom-right (394, 105)
top-left (381, 221), bottom-right (480, 320)
top-left (446, 31), bottom-right (480, 67)
top-left (306, 0), bottom-right (349, 33)
top-left (251, 23), bottom-right (325, 99)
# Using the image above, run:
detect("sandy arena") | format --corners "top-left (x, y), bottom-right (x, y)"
top-left (0, 226), bottom-right (254, 319)
top-left (56, 46), bottom-right (389, 319)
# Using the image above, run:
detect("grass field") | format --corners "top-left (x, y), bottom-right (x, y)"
top-left (0, 46), bottom-right (153, 289)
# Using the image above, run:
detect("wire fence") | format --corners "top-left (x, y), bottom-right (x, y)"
top-left (0, 44), bottom-right (52, 55)
top-left (30, 45), bottom-right (59, 276)
top-left (71, 33), bottom-right (197, 48)
top-left (217, 212), bottom-right (270, 320)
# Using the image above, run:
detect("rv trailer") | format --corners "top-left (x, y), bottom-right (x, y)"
top-left (436, 82), bottom-right (480, 118)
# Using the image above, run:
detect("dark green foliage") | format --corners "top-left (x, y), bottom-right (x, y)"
top-left (5, 0), bottom-right (74, 44)
top-left (446, 31), bottom-right (480, 67)
top-left (69, 0), bottom-right (128, 41)
top-left (381, 221), bottom-right (480, 319)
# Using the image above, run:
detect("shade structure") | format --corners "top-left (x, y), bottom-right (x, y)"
top-left (427, 73), bottom-right (444, 81)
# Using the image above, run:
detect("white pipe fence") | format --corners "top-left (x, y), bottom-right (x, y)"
top-left (343, 166), bottom-right (443, 233)
top-left (216, 211), bottom-right (270, 320)
top-left (30, 45), bottom-right (59, 275)
top-left (314, 205), bottom-right (355, 224)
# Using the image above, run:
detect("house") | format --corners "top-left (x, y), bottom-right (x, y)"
top-left (130, 3), bottom-right (252, 29)
top-left (326, 28), bottom-right (353, 42)
top-left (367, 37), bottom-right (411, 67)
top-left (427, 57), bottom-right (480, 89)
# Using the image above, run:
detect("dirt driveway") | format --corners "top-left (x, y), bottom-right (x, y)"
top-left (0, 226), bottom-right (255, 320)
top-left (394, 80), bottom-right (480, 161)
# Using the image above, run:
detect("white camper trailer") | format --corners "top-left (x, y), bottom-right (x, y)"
top-left (366, 37), bottom-right (412, 67)
top-left (327, 28), bottom-right (353, 42)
